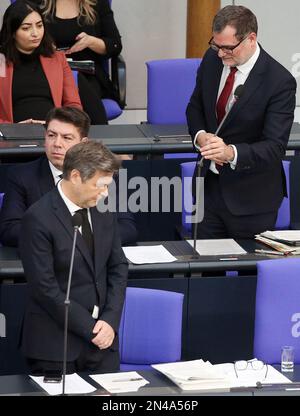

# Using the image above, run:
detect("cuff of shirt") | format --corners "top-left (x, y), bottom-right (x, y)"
top-left (194, 130), bottom-right (206, 151)
top-left (229, 144), bottom-right (237, 169)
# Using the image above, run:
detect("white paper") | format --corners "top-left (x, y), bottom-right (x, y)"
top-left (260, 230), bottom-right (300, 242)
top-left (90, 371), bottom-right (149, 393)
top-left (122, 245), bottom-right (177, 264)
top-left (30, 373), bottom-right (96, 396)
top-left (187, 239), bottom-right (247, 256)
top-left (152, 359), bottom-right (291, 391)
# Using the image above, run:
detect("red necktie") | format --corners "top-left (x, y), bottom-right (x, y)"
top-left (216, 67), bottom-right (238, 124)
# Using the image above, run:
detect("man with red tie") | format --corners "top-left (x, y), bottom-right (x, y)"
top-left (186, 5), bottom-right (296, 239)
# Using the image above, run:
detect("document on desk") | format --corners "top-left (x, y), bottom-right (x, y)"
top-left (30, 373), bottom-right (96, 395)
top-left (90, 371), bottom-right (149, 393)
top-left (153, 359), bottom-right (291, 392)
top-left (152, 359), bottom-right (231, 391)
top-left (122, 245), bottom-right (177, 264)
top-left (187, 239), bottom-right (247, 256)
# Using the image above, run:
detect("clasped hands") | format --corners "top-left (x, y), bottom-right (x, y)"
top-left (197, 132), bottom-right (234, 166)
top-left (91, 320), bottom-right (115, 350)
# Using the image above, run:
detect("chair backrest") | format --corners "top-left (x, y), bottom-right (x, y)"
top-left (254, 258), bottom-right (300, 364)
top-left (146, 58), bottom-right (201, 125)
top-left (180, 160), bottom-right (291, 234)
top-left (72, 70), bottom-right (122, 121)
top-left (119, 287), bottom-right (184, 371)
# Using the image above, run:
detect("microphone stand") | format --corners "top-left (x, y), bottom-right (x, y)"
top-left (192, 84), bottom-right (244, 256)
top-left (62, 225), bottom-right (80, 395)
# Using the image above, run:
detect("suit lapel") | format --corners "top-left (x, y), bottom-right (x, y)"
top-left (51, 189), bottom-right (95, 274)
top-left (0, 63), bottom-right (13, 122)
top-left (38, 157), bottom-right (55, 195)
top-left (217, 47), bottom-right (268, 132)
top-left (206, 56), bottom-right (223, 131)
top-left (90, 208), bottom-right (105, 278)
top-left (40, 55), bottom-right (62, 107)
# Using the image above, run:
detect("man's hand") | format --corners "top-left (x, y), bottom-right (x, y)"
top-left (199, 135), bottom-right (234, 166)
top-left (18, 119), bottom-right (45, 124)
top-left (91, 320), bottom-right (115, 350)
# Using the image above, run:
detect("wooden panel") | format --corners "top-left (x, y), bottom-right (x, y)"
top-left (186, 0), bottom-right (220, 58)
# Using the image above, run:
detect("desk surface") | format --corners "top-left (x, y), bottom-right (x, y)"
top-left (0, 123), bottom-right (300, 157)
top-left (0, 239), bottom-right (287, 280)
top-left (0, 366), bottom-right (299, 396)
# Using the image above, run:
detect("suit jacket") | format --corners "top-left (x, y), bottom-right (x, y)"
top-left (0, 156), bottom-right (138, 246)
top-left (19, 187), bottom-right (128, 361)
top-left (0, 51), bottom-right (82, 123)
top-left (186, 47), bottom-right (297, 216)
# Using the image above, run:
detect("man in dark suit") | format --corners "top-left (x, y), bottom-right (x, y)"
top-left (186, 5), bottom-right (297, 239)
top-left (0, 107), bottom-right (138, 246)
top-left (19, 140), bottom-right (128, 375)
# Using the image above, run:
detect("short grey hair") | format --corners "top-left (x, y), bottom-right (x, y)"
top-left (63, 141), bottom-right (121, 181)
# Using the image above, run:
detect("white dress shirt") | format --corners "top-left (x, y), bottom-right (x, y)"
top-left (194, 43), bottom-right (260, 173)
top-left (57, 179), bottom-right (93, 232)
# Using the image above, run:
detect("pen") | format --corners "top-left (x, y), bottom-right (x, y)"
top-left (219, 257), bottom-right (238, 261)
top-left (182, 140), bottom-right (192, 143)
top-left (255, 249), bottom-right (285, 256)
top-left (19, 144), bottom-right (38, 147)
top-left (154, 134), bottom-right (191, 139)
top-left (112, 377), bottom-right (143, 382)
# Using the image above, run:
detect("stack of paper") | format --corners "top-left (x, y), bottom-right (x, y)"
top-left (152, 360), bottom-right (231, 391)
top-left (255, 231), bottom-right (300, 255)
top-left (89, 371), bottom-right (149, 393)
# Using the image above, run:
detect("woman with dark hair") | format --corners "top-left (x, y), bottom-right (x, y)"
top-left (38, 0), bottom-right (122, 125)
top-left (0, 0), bottom-right (82, 124)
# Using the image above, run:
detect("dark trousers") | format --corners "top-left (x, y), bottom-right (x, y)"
top-left (196, 170), bottom-right (278, 239)
top-left (26, 342), bottom-right (119, 376)
top-left (78, 73), bottom-right (108, 125)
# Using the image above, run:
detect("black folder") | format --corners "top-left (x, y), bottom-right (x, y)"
top-left (0, 124), bottom-right (45, 140)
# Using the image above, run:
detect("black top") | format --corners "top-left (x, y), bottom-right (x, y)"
top-left (45, 0), bottom-right (122, 66)
top-left (12, 51), bottom-right (54, 122)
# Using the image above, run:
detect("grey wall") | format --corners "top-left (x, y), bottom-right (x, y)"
top-left (222, 0), bottom-right (300, 107)
top-left (112, 0), bottom-right (187, 109)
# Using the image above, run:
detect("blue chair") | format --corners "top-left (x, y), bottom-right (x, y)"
top-left (180, 160), bottom-right (292, 237)
top-left (254, 258), bottom-right (300, 364)
top-left (146, 58), bottom-right (201, 159)
top-left (119, 287), bottom-right (184, 371)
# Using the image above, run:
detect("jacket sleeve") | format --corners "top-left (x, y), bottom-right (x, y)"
top-left (96, 0), bottom-right (122, 58)
top-left (0, 168), bottom-right (25, 246)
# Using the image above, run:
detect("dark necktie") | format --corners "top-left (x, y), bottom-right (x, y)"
top-left (216, 66), bottom-right (238, 124)
top-left (76, 208), bottom-right (94, 258)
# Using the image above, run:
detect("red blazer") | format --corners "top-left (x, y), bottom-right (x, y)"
top-left (0, 51), bottom-right (82, 123)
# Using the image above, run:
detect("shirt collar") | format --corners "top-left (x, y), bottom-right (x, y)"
top-left (48, 160), bottom-right (63, 184)
top-left (57, 180), bottom-right (82, 216)
top-left (236, 42), bottom-right (260, 75)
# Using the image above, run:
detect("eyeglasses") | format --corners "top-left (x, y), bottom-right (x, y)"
top-left (208, 35), bottom-right (248, 54)
top-left (234, 359), bottom-right (268, 380)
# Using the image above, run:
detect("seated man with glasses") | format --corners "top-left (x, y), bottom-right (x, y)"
top-left (186, 5), bottom-right (296, 240)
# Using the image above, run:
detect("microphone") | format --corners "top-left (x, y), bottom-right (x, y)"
top-left (62, 212), bottom-right (82, 395)
top-left (192, 84), bottom-right (244, 253)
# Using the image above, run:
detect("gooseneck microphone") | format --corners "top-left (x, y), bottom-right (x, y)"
top-left (192, 84), bottom-right (245, 253)
top-left (62, 212), bottom-right (82, 395)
